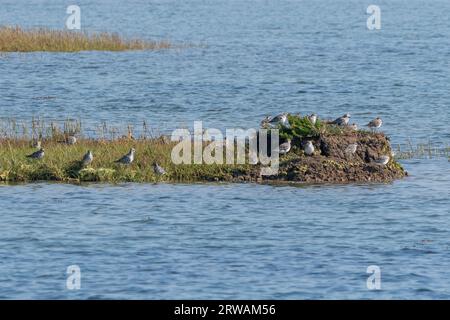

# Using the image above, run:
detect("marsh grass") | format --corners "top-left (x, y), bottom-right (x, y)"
top-left (393, 141), bottom-right (450, 160)
top-left (0, 137), bottom-right (257, 183)
top-left (0, 26), bottom-right (174, 52)
top-left (0, 118), bottom-right (256, 183)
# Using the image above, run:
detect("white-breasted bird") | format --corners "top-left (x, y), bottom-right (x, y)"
top-left (26, 148), bottom-right (45, 159)
top-left (81, 150), bottom-right (93, 166)
top-left (260, 116), bottom-right (271, 128)
top-left (31, 140), bottom-right (41, 149)
top-left (279, 139), bottom-right (291, 155)
top-left (374, 155), bottom-right (390, 165)
top-left (349, 123), bottom-right (358, 131)
top-left (367, 117), bottom-right (383, 131)
top-left (153, 162), bottom-right (166, 175)
top-left (67, 135), bottom-right (77, 145)
top-left (266, 112), bottom-right (290, 128)
top-left (308, 113), bottom-right (317, 125)
top-left (115, 148), bottom-right (135, 165)
top-left (331, 113), bottom-right (351, 126)
top-left (345, 143), bottom-right (358, 155)
top-left (304, 141), bottom-right (315, 156)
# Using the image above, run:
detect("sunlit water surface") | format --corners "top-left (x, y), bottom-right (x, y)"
top-left (0, 0), bottom-right (449, 299)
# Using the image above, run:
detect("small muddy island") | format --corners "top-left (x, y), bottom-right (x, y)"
top-left (258, 131), bottom-right (406, 184)
top-left (0, 114), bottom-right (406, 184)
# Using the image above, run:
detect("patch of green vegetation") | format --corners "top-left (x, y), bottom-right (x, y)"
top-left (279, 115), bottom-right (322, 140)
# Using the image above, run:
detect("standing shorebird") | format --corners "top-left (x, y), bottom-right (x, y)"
top-left (308, 113), bottom-right (317, 125)
top-left (374, 155), bottom-right (390, 165)
top-left (67, 135), bottom-right (77, 145)
top-left (331, 113), bottom-right (351, 126)
top-left (81, 150), bottom-right (93, 167)
top-left (367, 117), bottom-right (383, 132)
top-left (260, 116), bottom-right (271, 128)
top-left (304, 141), bottom-right (315, 156)
top-left (31, 139), bottom-right (41, 149)
top-left (26, 148), bottom-right (45, 159)
top-left (153, 162), bottom-right (166, 175)
top-left (345, 143), bottom-right (358, 155)
top-left (115, 148), bottom-right (135, 165)
top-left (279, 139), bottom-right (291, 155)
top-left (265, 112), bottom-right (290, 128)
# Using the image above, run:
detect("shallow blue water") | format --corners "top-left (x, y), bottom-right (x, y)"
top-left (0, 0), bottom-right (449, 299)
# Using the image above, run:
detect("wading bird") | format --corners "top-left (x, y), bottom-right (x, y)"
top-left (279, 139), bottom-right (291, 155)
top-left (81, 150), bottom-right (93, 167)
top-left (115, 148), bottom-right (135, 165)
top-left (367, 117), bottom-right (383, 132)
top-left (153, 162), bottom-right (166, 175)
top-left (26, 148), bottom-right (45, 159)
top-left (331, 113), bottom-right (351, 126)
top-left (304, 141), bottom-right (315, 156)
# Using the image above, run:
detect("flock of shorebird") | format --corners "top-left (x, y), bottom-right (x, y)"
top-left (261, 112), bottom-right (383, 131)
top-left (26, 142), bottom-right (166, 176)
top-left (261, 112), bottom-right (389, 165)
top-left (24, 113), bottom-right (389, 172)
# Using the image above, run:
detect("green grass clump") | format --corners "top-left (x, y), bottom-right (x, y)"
top-left (279, 115), bottom-right (322, 140)
top-left (0, 26), bottom-right (174, 52)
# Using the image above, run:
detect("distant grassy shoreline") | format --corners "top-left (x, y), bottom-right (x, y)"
top-left (0, 26), bottom-right (174, 52)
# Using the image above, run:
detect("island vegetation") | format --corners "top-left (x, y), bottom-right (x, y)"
top-left (0, 115), bottom-right (409, 184)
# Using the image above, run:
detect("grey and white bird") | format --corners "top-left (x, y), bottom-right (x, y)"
top-left (26, 148), bottom-right (45, 159)
top-left (153, 162), bottom-right (166, 175)
top-left (367, 117), bottom-right (382, 131)
top-left (279, 139), bottom-right (291, 155)
top-left (331, 113), bottom-right (351, 126)
top-left (31, 140), bottom-right (41, 149)
top-left (266, 112), bottom-right (290, 128)
top-left (67, 135), bottom-right (77, 145)
top-left (349, 123), bottom-right (358, 131)
top-left (308, 113), bottom-right (317, 125)
top-left (304, 141), bottom-right (315, 156)
top-left (260, 116), bottom-right (271, 128)
top-left (115, 148), bottom-right (135, 165)
top-left (81, 150), bottom-right (93, 167)
top-left (345, 143), bottom-right (358, 155)
top-left (374, 155), bottom-right (390, 165)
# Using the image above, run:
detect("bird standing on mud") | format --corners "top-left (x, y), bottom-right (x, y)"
top-left (81, 150), bottom-right (93, 167)
top-left (374, 155), bottom-right (390, 165)
top-left (367, 117), bottom-right (382, 132)
top-left (26, 148), bottom-right (45, 159)
top-left (115, 148), bottom-right (135, 165)
top-left (331, 113), bottom-right (351, 126)
top-left (279, 139), bottom-right (291, 155)
top-left (304, 141), bottom-right (315, 156)
top-left (345, 143), bottom-right (358, 155)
